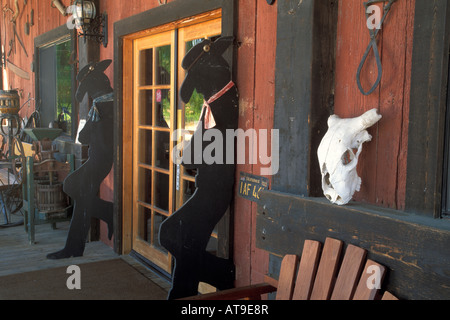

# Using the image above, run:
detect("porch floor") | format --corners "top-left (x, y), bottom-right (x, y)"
top-left (0, 213), bottom-right (171, 298)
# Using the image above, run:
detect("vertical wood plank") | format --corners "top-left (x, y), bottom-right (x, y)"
top-left (233, 0), bottom-right (257, 287)
top-left (310, 238), bottom-right (343, 300)
top-left (396, 0), bottom-right (415, 211)
top-left (405, 0), bottom-right (449, 216)
top-left (334, 0), bottom-right (415, 209)
top-left (330, 244), bottom-right (367, 300)
top-left (121, 38), bottom-right (134, 254)
top-left (353, 259), bottom-right (386, 300)
top-left (275, 254), bottom-right (298, 300)
top-left (249, 0), bottom-right (276, 285)
top-left (272, 0), bottom-right (314, 196)
top-left (334, 0), bottom-right (380, 205)
top-left (375, 0), bottom-right (412, 209)
top-left (292, 240), bottom-right (321, 300)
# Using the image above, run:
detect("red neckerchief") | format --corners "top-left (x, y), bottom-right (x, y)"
top-left (199, 81), bottom-right (235, 129)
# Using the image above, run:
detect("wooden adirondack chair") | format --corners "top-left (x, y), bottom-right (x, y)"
top-left (183, 237), bottom-right (398, 300)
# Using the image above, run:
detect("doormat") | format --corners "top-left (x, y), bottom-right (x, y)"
top-left (0, 258), bottom-right (168, 300)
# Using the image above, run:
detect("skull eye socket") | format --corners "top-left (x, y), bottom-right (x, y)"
top-left (341, 148), bottom-right (358, 165)
top-left (324, 172), bottom-right (332, 187)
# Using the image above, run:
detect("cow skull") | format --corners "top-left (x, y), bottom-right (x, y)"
top-left (317, 109), bottom-right (382, 205)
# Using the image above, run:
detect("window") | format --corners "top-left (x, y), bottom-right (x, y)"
top-left (38, 38), bottom-right (74, 134)
top-left (35, 26), bottom-right (77, 138)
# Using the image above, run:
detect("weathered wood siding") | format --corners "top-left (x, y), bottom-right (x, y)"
top-left (334, 0), bottom-right (415, 210)
top-left (233, 0), bottom-right (277, 287)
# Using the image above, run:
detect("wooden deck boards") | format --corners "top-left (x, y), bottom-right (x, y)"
top-left (0, 214), bottom-right (171, 295)
top-left (0, 219), bottom-right (119, 277)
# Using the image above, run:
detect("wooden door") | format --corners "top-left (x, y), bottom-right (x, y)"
top-left (132, 30), bottom-right (176, 273)
top-left (126, 17), bottom-right (222, 275)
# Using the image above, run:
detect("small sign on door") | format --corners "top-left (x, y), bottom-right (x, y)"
top-left (156, 89), bottom-right (162, 103)
top-left (238, 172), bottom-right (269, 202)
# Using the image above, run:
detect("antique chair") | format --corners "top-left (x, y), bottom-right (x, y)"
top-left (183, 237), bottom-right (398, 300)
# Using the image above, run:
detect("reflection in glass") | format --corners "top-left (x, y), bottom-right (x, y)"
top-left (139, 49), bottom-right (153, 86)
top-left (139, 205), bottom-right (152, 242)
top-left (155, 89), bottom-right (171, 128)
top-left (155, 45), bottom-right (171, 85)
top-left (154, 172), bottom-right (169, 212)
top-left (155, 130), bottom-right (170, 170)
top-left (139, 90), bottom-right (153, 126)
top-left (139, 129), bottom-right (152, 165)
top-left (56, 39), bottom-right (73, 134)
top-left (139, 206), bottom-right (168, 254)
top-left (138, 168), bottom-right (152, 205)
top-left (152, 213), bottom-right (168, 254)
top-left (183, 39), bottom-right (205, 135)
top-left (182, 179), bottom-right (196, 203)
top-left (184, 88), bottom-right (204, 133)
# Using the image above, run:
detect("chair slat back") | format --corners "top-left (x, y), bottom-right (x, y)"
top-left (309, 238), bottom-right (343, 300)
top-left (275, 254), bottom-right (298, 300)
top-left (353, 259), bottom-right (386, 300)
top-left (292, 240), bottom-right (321, 300)
top-left (273, 238), bottom-right (391, 301)
top-left (331, 244), bottom-right (367, 300)
top-left (382, 291), bottom-right (398, 300)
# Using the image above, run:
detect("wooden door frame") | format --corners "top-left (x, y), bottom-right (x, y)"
top-left (113, 0), bottom-right (236, 257)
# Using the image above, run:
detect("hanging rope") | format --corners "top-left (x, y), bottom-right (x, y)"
top-left (356, 0), bottom-right (397, 96)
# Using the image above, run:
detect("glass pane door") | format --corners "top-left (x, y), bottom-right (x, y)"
top-left (130, 18), bottom-right (222, 275)
top-left (132, 31), bottom-right (175, 273)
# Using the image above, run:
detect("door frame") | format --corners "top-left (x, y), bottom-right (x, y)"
top-left (113, 0), bottom-right (236, 261)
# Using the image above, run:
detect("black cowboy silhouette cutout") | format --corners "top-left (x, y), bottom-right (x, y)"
top-left (159, 37), bottom-right (238, 299)
top-left (47, 60), bottom-right (114, 259)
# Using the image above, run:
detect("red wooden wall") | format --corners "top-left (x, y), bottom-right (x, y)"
top-left (232, 0), bottom-right (276, 287)
top-left (1, 0), bottom-right (67, 118)
top-left (334, 0), bottom-right (415, 210)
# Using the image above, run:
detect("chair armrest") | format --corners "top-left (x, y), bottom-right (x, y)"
top-left (181, 283), bottom-right (277, 300)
